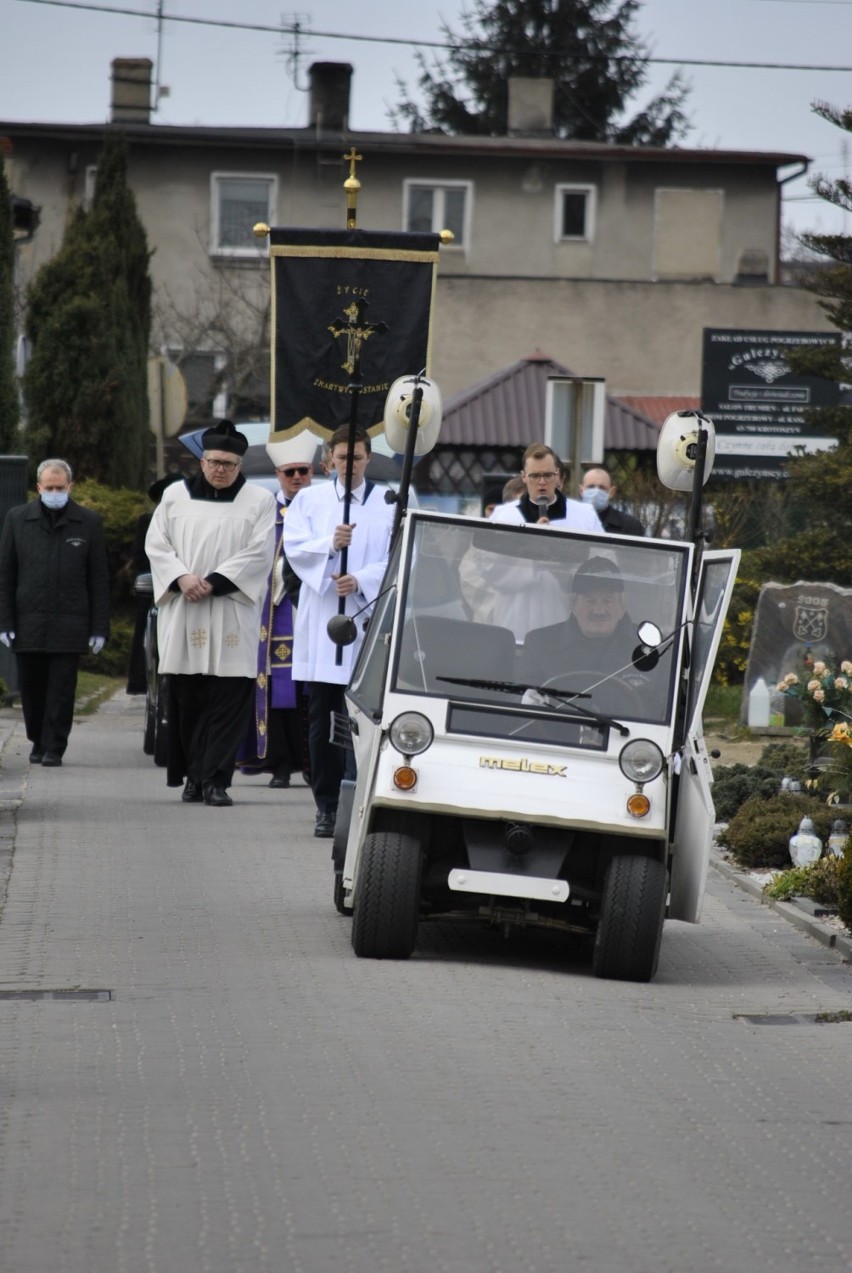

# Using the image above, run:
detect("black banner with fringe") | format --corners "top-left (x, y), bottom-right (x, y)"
top-left (269, 227), bottom-right (440, 441)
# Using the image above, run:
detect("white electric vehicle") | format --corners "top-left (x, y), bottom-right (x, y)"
top-left (330, 403), bottom-right (739, 981)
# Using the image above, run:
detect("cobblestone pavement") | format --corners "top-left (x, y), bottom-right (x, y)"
top-left (0, 695), bottom-right (851, 1273)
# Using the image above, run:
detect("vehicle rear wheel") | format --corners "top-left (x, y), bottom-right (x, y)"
top-left (153, 677), bottom-right (169, 768)
top-left (592, 853), bottom-right (667, 982)
top-left (143, 694), bottom-right (156, 755)
top-left (351, 831), bottom-right (422, 959)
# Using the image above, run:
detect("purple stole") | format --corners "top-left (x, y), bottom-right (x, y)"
top-left (239, 500), bottom-right (296, 764)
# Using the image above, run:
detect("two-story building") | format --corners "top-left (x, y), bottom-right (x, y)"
top-left (3, 57), bottom-right (834, 459)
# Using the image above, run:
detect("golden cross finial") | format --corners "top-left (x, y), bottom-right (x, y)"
top-left (344, 147), bottom-right (363, 184)
top-left (343, 148), bottom-right (363, 229)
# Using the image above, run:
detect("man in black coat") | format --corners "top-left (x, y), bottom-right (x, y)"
top-left (0, 458), bottom-right (110, 766)
top-left (579, 467), bottom-right (645, 537)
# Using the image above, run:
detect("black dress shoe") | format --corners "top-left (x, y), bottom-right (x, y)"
top-left (203, 784), bottom-right (233, 807)
top-left (268, 772), bottom-right (290, 789)
top-left (41, 753), bottom-right (62, 767)
top-left (29, 748), bottom-right (45, 764)
top-left (314, 810), bottom-right (336, 838)
top-left (182, 780), bottom-right (203, 803)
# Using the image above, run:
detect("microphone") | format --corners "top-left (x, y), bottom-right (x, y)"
top-left (536, 496), bottom-right (549, 521)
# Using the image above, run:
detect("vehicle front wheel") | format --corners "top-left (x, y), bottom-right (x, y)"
top-left (143, 694), bottom-right (156, 755)
top-left (592, 854), bottom-right (667, 982)
top-left (351, 831), bottom-right (422, 959)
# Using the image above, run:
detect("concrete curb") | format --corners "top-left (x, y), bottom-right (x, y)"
top-left (710, 848), bottom-right (852, 961)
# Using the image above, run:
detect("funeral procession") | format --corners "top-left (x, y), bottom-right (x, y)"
top-left (3, 42), bottom-right (852, 1273)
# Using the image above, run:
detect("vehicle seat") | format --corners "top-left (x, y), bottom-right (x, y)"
top-left (397, 615), bottom-right (517, 694)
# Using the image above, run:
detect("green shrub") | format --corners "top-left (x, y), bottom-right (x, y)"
top-left (763, 856), bottom-right (842, 903)
top-left (837, 842), bottom-right (852, 934)
top-left (712, 764), bottom-right (780, 822)
top-left (73, 479), bottom-right (149, 608)
top-left (717, 793), bottom-right (837, 870)
top-left (757, 740), bottom-right (809, 781)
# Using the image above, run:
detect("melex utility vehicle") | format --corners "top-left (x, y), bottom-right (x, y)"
top-left (330, 403), bottom-right (739, 981)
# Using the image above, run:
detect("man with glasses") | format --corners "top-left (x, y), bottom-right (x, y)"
top-left (490, 443), bottom-right (602, 531)
top-left (238, 431), bottom-right (316, 790)
top-left (146, 421), bottom-right (276, 807)
top-left (470, 442), bottom-right (603, 641)
top-left (283, 425), bottom-right (395, 838)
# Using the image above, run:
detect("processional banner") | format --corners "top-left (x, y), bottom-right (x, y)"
top-left (268, 227), bottom-right (440, 442)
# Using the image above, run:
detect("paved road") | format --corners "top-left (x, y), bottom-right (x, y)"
top-left (0, 694), bottom-right (851, 1273)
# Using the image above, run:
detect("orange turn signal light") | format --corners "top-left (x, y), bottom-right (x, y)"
top-left (393, 766), bottom-right (418, 791)
top-left (626, 792), bottom-right (651, 818)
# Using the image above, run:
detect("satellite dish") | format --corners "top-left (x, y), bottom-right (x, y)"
top-left (656, 410), bottom-right (716, 492)
top-left (383, 376), bottom-right (442, 457)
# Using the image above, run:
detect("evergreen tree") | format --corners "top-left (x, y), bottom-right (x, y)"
top-left (23, 132), bottom-right (151, 487)
top-left (391, 0), bottom-right (690, 145)
top-left (751, 100), bottom-right (852, 586)
top-left (0, 154), bottom-right (20, 451)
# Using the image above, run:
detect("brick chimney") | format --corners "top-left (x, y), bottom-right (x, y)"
top-left (309, 62), bottom-right (353, 132)
top-left (507, 78), bottom-right (554, 136)
top-left (111, 58), bottom-right (153, 124)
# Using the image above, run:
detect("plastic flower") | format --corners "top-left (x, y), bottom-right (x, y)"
top-left (784, 673), bottom-right (799, 685)
top-left (814, 688), bottom-right (826, 702)
top-left (813, 660), bottom-right (827, 675)
top-left (843, 662), bottom-right (852, 675)
top-left (807, 679), bottom-right (821, 693)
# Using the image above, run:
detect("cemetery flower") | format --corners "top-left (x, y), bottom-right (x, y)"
top-left (777, 661), bottom-right (852, 733)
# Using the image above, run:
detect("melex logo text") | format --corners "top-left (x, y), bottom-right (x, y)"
top-left (479, 757), bottom-right (567, 777)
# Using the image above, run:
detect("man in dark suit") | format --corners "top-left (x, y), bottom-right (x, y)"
top-left (0, 458), bottom-right (110, 766)
top-left (579, 467), bottom-right (645, 537)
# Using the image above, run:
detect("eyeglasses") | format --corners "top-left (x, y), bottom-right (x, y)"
top-left (203, 458), bottom-right (239, 472)
top-left (525, 471), bottom-right (559, 481)
top-left (278, 465), bottom-right (311, 477)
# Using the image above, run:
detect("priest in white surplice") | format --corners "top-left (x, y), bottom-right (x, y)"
top-left (283, 426), bottom-right (395, 838)
top-left (145, 422), bottom-right (276, 807)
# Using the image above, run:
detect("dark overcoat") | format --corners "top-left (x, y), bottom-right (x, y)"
top-left (0, 498), bottom-right (110, 652)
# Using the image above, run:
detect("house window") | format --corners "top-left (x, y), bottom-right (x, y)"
top-left (403, 181), bottom-right (471, 248)
top-left (211, 173), bottom-right (276, 256)
top-left (554, 184), bottom-right (596, 242)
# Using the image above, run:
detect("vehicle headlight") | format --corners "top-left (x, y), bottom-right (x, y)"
top-left (389, 712), bottom-right (433, 757)
top-left (619, 739), bottom-right (664, 785)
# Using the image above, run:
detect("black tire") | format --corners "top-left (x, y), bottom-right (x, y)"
top-left (153, 677), bottom-right (169, 768)
top-left (143, 694), bottom-right (156, 755)
top-left (333, 870), bottom-right (353, 916)
top-left (351, 831), bottom-right (422, 959)
top-left (592, 854), bottom-right (667, 982)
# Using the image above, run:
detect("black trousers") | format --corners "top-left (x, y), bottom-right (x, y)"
top-left (17, 652), bottom-right (80, 757)
top-left (306, 681), bottom-right (355, 814)
top-left (167, 674), bottom-right (254, 790)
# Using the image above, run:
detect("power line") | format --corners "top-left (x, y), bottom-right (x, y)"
top-left (13, 0), bottom-right (852, 75)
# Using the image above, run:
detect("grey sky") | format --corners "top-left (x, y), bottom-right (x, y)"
top-left (3, 0), bottom-right (852, 239)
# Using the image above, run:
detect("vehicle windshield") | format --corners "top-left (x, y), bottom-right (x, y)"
top-left (391, 515), bottom-right (690, 728)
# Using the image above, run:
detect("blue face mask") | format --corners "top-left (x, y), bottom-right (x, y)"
top-left (41, 490), bottom-right (70, 511)
top-left (582, 487), bottom-right (609, 514)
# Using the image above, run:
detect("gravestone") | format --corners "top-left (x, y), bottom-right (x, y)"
top-left (741, 581), bottom-right (852, 728)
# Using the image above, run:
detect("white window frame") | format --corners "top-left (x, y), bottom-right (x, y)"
top-left (554, 183), bottom-right (597, 243)
top-left (210, 172), bottom-right (277, 258)
top-left (84, 164), bottom-right (98, 209)
top-left (402, 179), bottom-right (472, 250)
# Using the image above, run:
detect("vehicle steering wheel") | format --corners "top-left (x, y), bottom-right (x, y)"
top-left (540, 669), bottom-right (646, 718)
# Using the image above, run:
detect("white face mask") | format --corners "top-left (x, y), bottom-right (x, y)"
top-left (41, 491), bottom-right (70, 510)
top-left (581, 487), bottom-right (609, 514)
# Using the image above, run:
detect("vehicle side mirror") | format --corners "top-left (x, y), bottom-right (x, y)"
top-left (633, 620), bottom-right (664, 672)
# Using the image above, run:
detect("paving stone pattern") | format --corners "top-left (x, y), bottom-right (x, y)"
top-left (0, 696), bottom-right (851, 1273)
